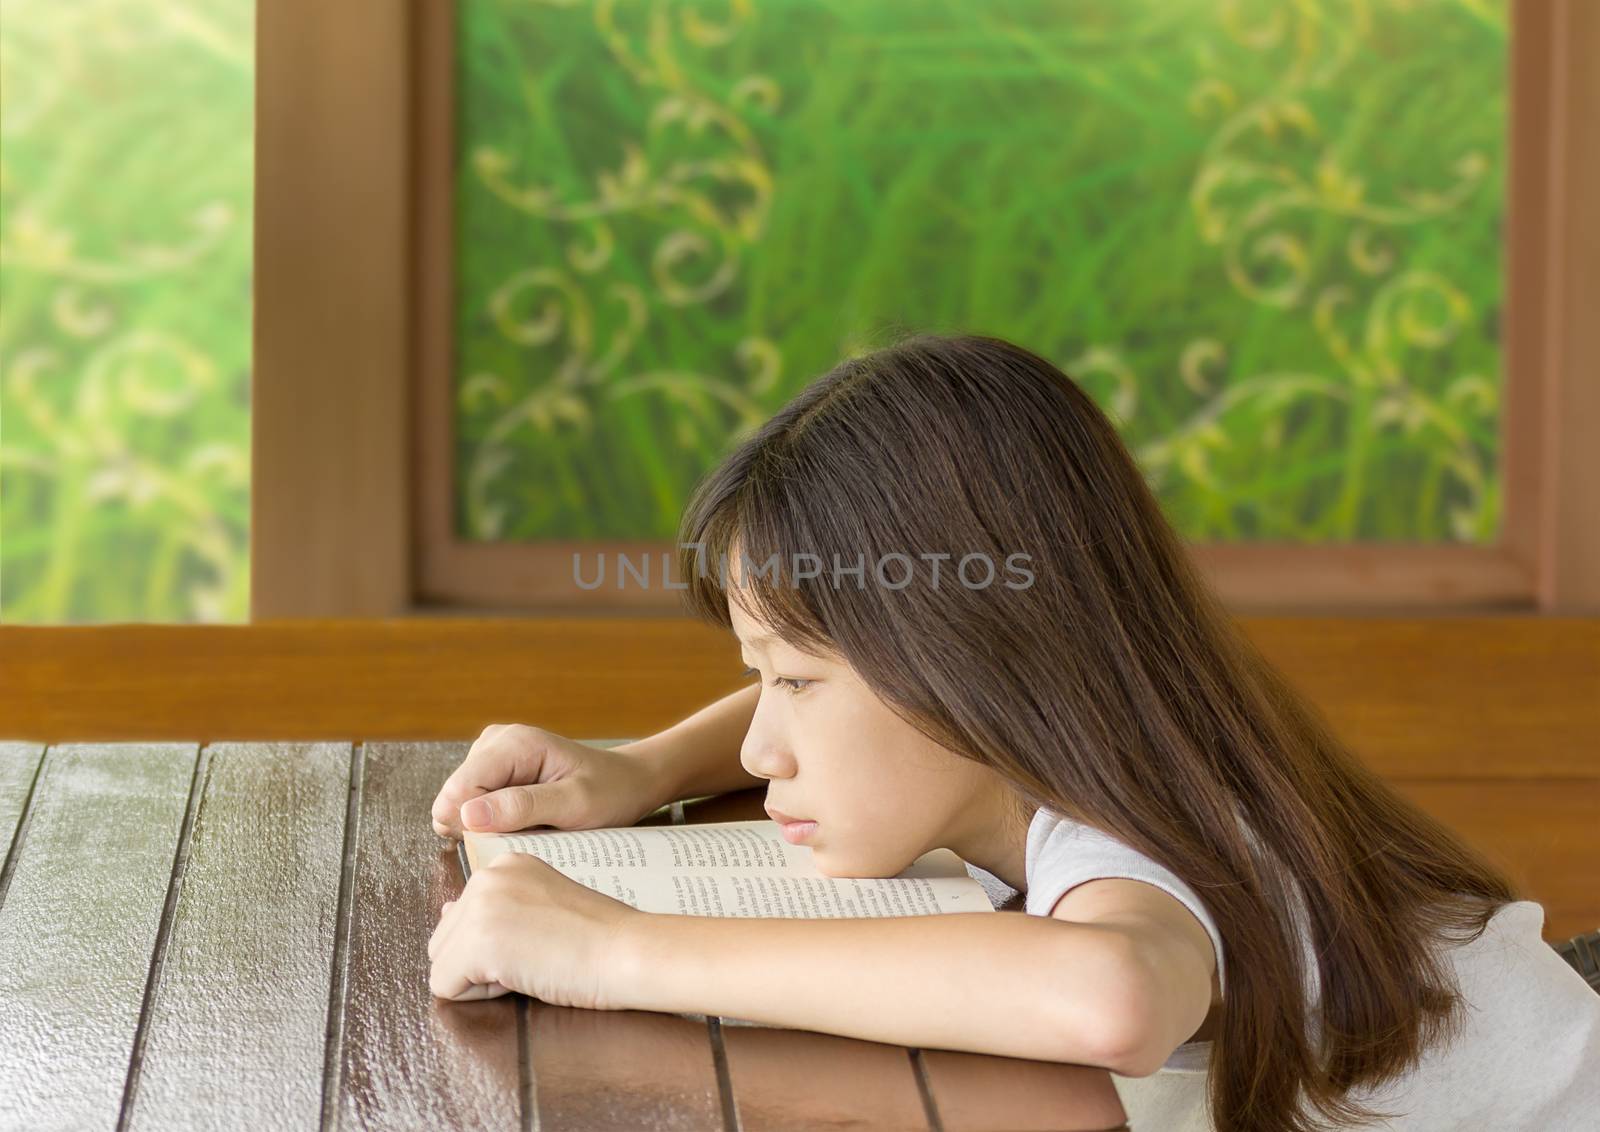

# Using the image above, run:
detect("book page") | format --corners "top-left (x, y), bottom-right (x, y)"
top-left (463, 819), bottom-right (995, 917)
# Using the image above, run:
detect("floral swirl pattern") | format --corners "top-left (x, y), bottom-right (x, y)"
top-left (458, 0), bottom-right (1505, 545)
top-left (459, 0), bottom-right (778, 538)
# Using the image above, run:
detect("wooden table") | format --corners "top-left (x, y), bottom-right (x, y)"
top-left (0, 739), bottom-right (1129, 1131)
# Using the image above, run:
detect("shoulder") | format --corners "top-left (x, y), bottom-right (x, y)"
top-left (1348, 901), bottom-right (1600, 1125)
top-left (1443, 901), bottom-right (1600, 1028)
top-left (1025, 807), bottom-right (1228, 998)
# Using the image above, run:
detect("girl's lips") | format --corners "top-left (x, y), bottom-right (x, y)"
top-left (765, 805), bottom-right (819, 844)
top-left (777, 819), bottom-right (818, 845)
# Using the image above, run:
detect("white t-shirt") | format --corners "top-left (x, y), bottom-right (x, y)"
top-left (1019, 806), bottom-right (1600, 1131)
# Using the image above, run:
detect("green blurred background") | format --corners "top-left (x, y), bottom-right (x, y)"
top-left (0, 0), bottom-right (253, 623)
top-left (1, 0), bottom-right (1507, 622)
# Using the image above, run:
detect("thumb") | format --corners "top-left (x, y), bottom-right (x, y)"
top-left (461, 783), bottom-right (570, 832)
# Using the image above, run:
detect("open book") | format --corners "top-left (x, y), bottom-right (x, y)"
top-left (460, 818), bottom-right (996, 918)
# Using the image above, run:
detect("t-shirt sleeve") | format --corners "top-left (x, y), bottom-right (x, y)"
top-left (1026, 812), bottom-right (1227, 995)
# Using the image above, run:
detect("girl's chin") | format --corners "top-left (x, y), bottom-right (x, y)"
top-left (809, 847), bottom-right (915, 881)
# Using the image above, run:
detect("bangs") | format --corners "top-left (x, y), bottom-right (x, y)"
top-left (676, 459), bottom-right (837, 658)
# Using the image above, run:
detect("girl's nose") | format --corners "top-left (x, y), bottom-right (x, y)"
top-left (740, 733), bottom-right (796, 782)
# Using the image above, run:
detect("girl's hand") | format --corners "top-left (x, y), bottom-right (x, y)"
top-left (431, 724), bottom-right (670, 839)
top-left (427, 853), bottom-right (643, 1007)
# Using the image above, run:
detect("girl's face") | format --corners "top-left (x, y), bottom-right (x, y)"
top-left (729, 594), bottom-right (1010, 878)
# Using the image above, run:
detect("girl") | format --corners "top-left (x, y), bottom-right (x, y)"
top-left (428, 333), bottom-right (1599, 1131)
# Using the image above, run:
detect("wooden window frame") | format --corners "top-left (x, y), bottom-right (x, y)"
top-left (251, 0), bottom-right (1600, 619)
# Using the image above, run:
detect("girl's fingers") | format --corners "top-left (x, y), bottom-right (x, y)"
top-left (426, 888), bottom-right (510, 999)
top-left (427, 915), bottom-right (469, 997)
top-left (429, 952), bottom-right (470, 999)
top-left (428, 899), bottom-right (462, 961)
top-left (428, 931), bottom-right (489, 1000)
top-left (449, 980), bottom-right (510, 1001)
top-left (434, 726), bottom-right (519, 821)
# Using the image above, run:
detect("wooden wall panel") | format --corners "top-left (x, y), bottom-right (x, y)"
top-left (1394, 780), bottom-right (1600, 938)
top-left (2, 618), bottom-right (1594, 777)
top-left (1240, 617), bottom-right (1600, 778)
top-left (251, 0), bottom-right (411, 617)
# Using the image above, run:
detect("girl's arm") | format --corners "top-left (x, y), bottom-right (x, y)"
top-left (610, 878), bottom-right (1216, 1077)
top-left (616, 682), bottom-right (765, 802)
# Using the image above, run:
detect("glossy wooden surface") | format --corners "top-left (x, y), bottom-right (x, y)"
top-left (719, 1027), bottom-right (931, 1130)
top-left (0, 741), bottom-right (44, 879)
top-left (336, 742), bottom-right (522, 1129)
top-left (525, 1006), bottom-right (725, 1130)
top-left (919, 1049), bottom-right (1132, 1132)
top-left (0, 743), bottom-right (198, 1131)
top-left (124, 742), bottom-right (351, 1131)
top-left (0, 741), bottom-right (1128, 1131)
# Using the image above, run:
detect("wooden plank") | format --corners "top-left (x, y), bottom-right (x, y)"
top-left (1535, 0), bottom-right (1600, 610)
top-left (423, 541), bottom-right (1538, 616)
top-left (0, 741), bottom-right (45, 898)
top-left (2, 618), bottom-right (1594, 782)
top-left (1193, 544), bottom-right (1533, 611)
top-left (916, 1049), bottom-right (1128, 1132)
top-left (252, 0), bottom-right (411, 618)
top-left (1544, 910), bottom-right (1598, 944)
top-left (0, 743), bottom-right (198, 1132)
top-left (0, 618), bottom-right (744, 746)
top-left (678, 787), bottom-right (772, 824)
top-left (121, 742), bottom-right (352, 1131)
top-left (525, 1003), bottom-right (726, 1130)
top-left (1240, 617), bottom-right (1600, 778)
top-left (1502, 0), bottom-right (1556, 597)
top-left (336, 741), bottom-right (522, 1130)
top-left (1393, 778), bottom-right (1600, 935)
top-left (718, 1028), bottom-right (931, 1131)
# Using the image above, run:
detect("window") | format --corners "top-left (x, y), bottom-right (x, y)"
top-left (450, 0), bottom-right (1507, 548)
top-left (0, 0), bottom-right (254, 623)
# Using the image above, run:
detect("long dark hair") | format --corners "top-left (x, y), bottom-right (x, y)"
top-left (675, 332), bottom-right (1515, 1131)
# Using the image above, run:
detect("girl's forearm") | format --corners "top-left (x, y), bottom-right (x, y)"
top-left (611, 909), bottom-right (1155, 1071)
top-left (616, 683), bottom-right (765, 804)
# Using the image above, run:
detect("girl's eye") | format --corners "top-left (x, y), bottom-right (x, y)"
top-left (740, 665), bottom-right (811, 694)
